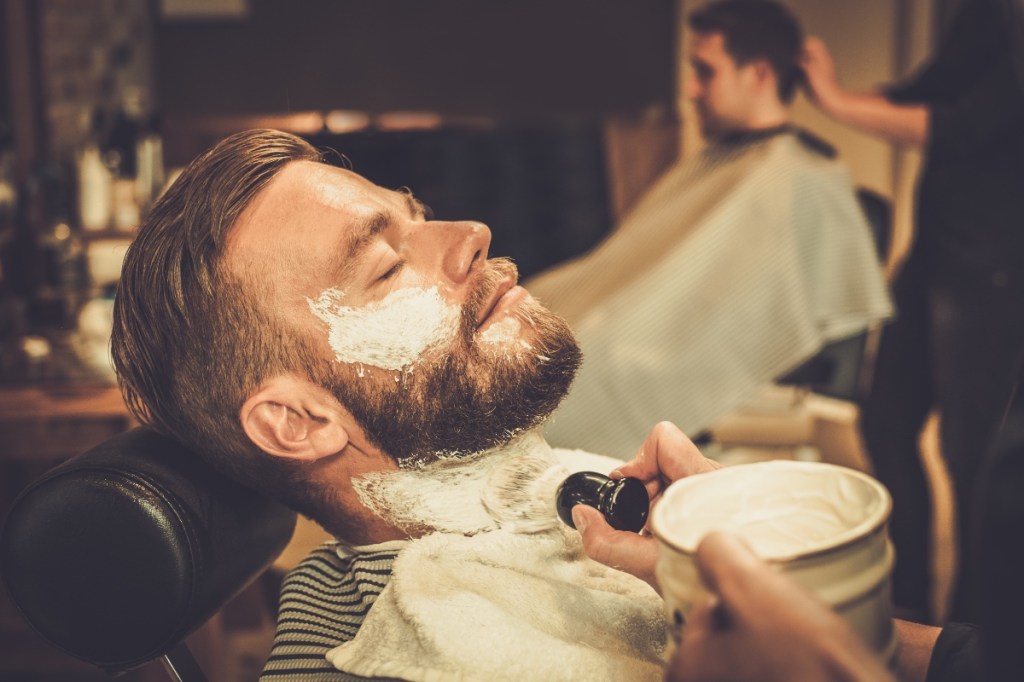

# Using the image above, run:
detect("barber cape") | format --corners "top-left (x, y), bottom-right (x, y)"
top-left (326, 435), bottom-right (666, 682)
top-left (528, 128), bottom-right (893, 456)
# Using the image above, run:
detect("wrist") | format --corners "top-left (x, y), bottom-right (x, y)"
top-left (816, 86), bottom-right (848, 119)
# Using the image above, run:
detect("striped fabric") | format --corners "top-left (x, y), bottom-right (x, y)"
top-left (529, 130), bottom-right (893, 456)
top-left (260, 543), bottom-right (401, 681)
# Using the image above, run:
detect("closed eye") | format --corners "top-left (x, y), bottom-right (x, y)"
top-left (378, 260), bottom-right (405, 282)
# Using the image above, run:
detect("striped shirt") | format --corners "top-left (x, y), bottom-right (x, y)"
top-left (260, 542), bottom-right (402, 681)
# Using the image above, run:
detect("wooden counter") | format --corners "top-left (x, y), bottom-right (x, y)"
top-left (0, 383), bottom-right (134, 461)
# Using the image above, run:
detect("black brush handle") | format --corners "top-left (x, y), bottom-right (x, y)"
top-left (555, 471), bottom-right (649, 533)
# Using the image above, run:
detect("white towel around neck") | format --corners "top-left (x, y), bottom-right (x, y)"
top-left (326, 446), bottom-right (667, 682)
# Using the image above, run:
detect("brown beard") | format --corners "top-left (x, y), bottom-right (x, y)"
top-left (314, 258), bottom-right (582, 463)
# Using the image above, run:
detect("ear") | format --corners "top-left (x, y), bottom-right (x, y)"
top-left (240, 374), bottom-right (350, 461)
top-left (751, 59), bottom-right (776, 90)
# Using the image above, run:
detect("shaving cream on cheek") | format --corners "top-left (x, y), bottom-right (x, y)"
top-left (307, 286), bottom-right (460, 371)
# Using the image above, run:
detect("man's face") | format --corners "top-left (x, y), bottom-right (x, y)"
top-left (687, 31), bottom-right (759, 140)
top-left (228, 161), bottom-right (581, 462)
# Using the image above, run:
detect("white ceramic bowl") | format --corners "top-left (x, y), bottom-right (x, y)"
top-left (650, 460), bottom-right (896, 663)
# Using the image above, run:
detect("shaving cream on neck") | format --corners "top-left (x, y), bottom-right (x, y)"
top-left (307, 286), bottom-right (460, 370)
top-left (353, 429), bottom-right (566, 536)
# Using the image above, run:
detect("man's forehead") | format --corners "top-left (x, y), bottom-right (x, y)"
top-left (231, 160), bottom-right (402, 245)
top-left (228, 161), bottom-right (379, 272)
top-left (281, 161), bottom-right (392, 210)
top-left (690, 31), bottom-right (730, 64)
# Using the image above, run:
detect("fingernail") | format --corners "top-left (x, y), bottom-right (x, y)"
top-left (572, 506), bottom-right (588, 532)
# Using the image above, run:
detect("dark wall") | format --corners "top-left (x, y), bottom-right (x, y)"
top-left (0, 4), bottom-right (8, 136)
top-left (306, 122), bottom-right (613, 279)
top-left (156, 0), bottom-right (675, 120)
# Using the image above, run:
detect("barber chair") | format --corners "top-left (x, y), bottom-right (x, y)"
top-left (0, 427), bottom-right (297, 681)
top-left (775, 187), bottom-right (892, 404)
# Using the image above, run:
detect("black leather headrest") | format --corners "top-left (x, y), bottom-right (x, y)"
top-left (0, 427), bottom-right (297, 673)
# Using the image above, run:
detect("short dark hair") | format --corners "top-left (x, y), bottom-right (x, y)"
top-left (111, 129), bottom-right (338, 521)
top-left (689, 0), bottom-right (804, 102)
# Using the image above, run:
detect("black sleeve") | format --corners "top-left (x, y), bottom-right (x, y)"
top-left (924, 59), bottom-right (1024, 159)
top-left (885, 0), bottom-right (1024, 158)
top-left (885, 0), bottom-right (997, 104)
top-left (925, 623), bottom-right (985, 682)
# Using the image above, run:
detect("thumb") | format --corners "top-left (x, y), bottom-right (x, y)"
top-left (572, 503), bottom-right (609, 536)
top-left (693, 531), bottom-right (766, 610)
top-left (573, 504), bottom-right (660, 591)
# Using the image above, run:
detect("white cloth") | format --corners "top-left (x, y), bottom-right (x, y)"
top-left (326, 445), bottom-right (667, 682)
top-left (528, 132), bottom-right (894, 456)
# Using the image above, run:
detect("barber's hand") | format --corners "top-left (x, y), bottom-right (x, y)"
top-left (667, 532), bottom-right (896, 682)
top-left (573, 422), bottom-right (723, 590)
top-left (800, 37), bottom-right (844, 113)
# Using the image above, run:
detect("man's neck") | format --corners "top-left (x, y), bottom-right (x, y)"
top-left (351, 429), bottom-right (560, 542)
top-left (712, 121), bottom-right (792, 148)
top-left (746, 101), bottom-right (790, 131)
top-left (711, 97), bottom-right (791, 144)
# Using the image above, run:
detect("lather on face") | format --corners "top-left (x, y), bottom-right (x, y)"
top-left (227, 160), bottom-right (581, 464)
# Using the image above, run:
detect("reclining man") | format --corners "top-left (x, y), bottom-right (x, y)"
top-left (111, 128), bottom-right (688, 681)
top-left (110, 127), bottom-right (937, 681)
top-left (528, 0), bottom-right (892, 455)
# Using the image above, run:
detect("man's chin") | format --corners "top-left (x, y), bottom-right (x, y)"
top-left (335, 281), bottom-right (581, 464)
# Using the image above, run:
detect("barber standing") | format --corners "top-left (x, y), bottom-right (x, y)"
top-left (800, 0), bottom-right (1024, 624)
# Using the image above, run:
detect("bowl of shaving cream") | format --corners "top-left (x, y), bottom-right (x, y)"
top-left (650, 460), bottom-right (895, 663)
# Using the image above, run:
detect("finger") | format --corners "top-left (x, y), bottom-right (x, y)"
top-left (692, 531), bottom-right (767, 615)
top-left (803, 36), bottom-right (825, 56)
top-left (612, 421), bottom-right (680, 481)
top-left (695, 531), bottom-right (836, 629)
top-left (670, 596), bottom-right (736, 681)
top-left (800, 39), bottom-right (825, 69)
top-left (573, 504), bottom-right (660, 590)
top-left (612, 422), bottom-right (721, 485)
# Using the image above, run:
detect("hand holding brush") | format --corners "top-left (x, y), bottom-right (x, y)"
top-left (571, 422), bottom-right (724, 592)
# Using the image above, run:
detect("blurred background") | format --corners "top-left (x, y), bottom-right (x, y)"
top-left (0, 0), bottom-right (954, 679)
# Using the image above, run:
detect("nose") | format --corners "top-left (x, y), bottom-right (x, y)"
top-left (440, 221), bottom-right (491, 284)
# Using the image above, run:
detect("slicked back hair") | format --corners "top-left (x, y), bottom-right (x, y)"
top-left (111, 129), bottom-right (339, 521)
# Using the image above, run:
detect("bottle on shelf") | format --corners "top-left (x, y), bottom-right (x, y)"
top-left (134, 112), bottom-right (165, 213)
top-left (106, 88), bottom-right (144, 232)
top-left (28, 156), bottom-right (89, 331)
top-left (77, 109), bottom-right (113, 233)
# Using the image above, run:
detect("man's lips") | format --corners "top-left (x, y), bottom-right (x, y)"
top-left (476, 279), bottom-right (526, 330)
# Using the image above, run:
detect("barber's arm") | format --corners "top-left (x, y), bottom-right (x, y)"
top-left (800, 37), bottom-right (929, 148)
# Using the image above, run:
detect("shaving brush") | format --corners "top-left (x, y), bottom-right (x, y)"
top-left (556, 472), bottom-right (649, 533)
top-left (478, 431), bottom-right (650, 534)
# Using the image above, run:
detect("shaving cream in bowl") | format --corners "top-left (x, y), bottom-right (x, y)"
top-left (650, 460), bottom-right (896, 663)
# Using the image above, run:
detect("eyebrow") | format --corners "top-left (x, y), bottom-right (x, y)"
top-left (328, 190), bottom-right (425, 282)
top-left (399, 188), bottom-right (428, 219)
